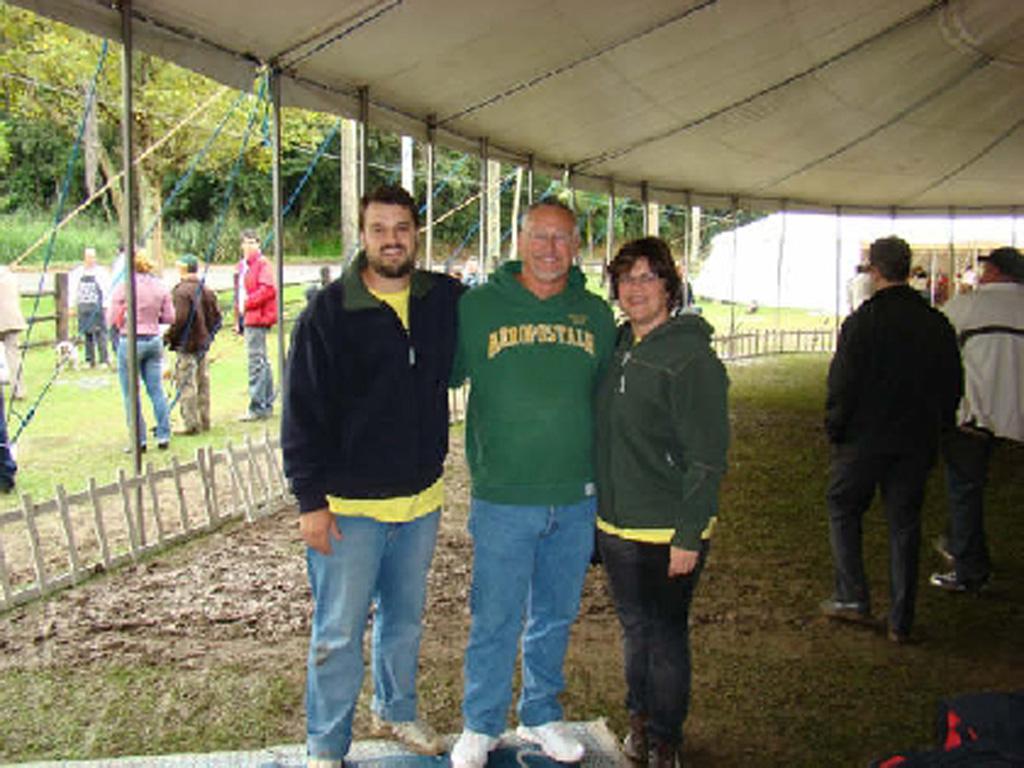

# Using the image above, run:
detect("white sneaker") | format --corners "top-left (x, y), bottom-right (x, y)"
top-left (517, 722), bottom-right (584, 763)
top-left (451, 728), bottom-right (498, 768)
top-left (307, 758), bottom-right (343, 768)
top-left (371, 713), bottom-right (445, 755)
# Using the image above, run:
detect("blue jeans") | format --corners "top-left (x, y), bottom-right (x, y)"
top-left (117, 335), bottom-right (170, 444)
top-left (305, 510), bottom-right (440, 761)
top-left (244, 326), bottom-right (274, 416)
top-left (462, 496), bottom-right (596, 736)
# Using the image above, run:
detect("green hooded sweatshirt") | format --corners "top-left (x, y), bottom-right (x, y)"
top-left (453, 261), bottom-right (616, 505)
top-left (595, 313), bottom-right (730, 549)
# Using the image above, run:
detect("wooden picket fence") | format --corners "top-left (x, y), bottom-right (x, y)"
top-left (713, 328), bottom-right (836, 360)
top-left (0, 431), bottom-right (289, 612)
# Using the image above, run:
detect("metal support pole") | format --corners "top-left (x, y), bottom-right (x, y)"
top-left (683, 190), bottom-right (693, 306)
top-left (1013, 206), bottom-right (1020, 247)
top-left (400, 136), bottom-right (414, 195)
top-left (641, 181), bottom-right (650, 235)
top-left (834, 206), bottom-right (842, 333)
top-left (119, 0), bottom-right (141, 475)
top-left (605, 180), bottom-right (616, 284)
top-left (729, 197), bottom-right (738, 336)
top-left (944, 207), bottom-right (955, 303)
top-left (271, 70), bottom-right (285, 381)
top-left (526, 155), bottom-right (534, 206)
top-left (776, 200), bottom-right (787, 329)
top-left (479, 138), bottom-right (489, 278)
top-left (425, 116), bottom-right (436, 271)
top-left (358, 86), bottom-right (369, 197)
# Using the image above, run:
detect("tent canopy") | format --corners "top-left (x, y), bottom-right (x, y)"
top-left (12, 0), bottom-right (1024, 213)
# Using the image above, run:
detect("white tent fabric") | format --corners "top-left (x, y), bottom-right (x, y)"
top-left (10, 0), bottom-right (1024, 213)
top-left (693, 212), bottom-right (1022, 312)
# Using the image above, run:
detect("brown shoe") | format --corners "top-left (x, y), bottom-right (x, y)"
top-left (623, 713), bottom-right (648, 764)
top-left (649, 740), bottom-right (682, 768)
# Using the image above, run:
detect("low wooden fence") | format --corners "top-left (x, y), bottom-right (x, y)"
top-left (713, 328), bottom-right (836, 360)
top-left (0, 432), bottom-right (288, 612)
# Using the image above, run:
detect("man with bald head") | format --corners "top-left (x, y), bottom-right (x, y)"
top-left (450, 200), bottom-right (615, 768)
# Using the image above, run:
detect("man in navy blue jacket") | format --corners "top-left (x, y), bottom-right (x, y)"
top-left (282, 185), bottom-right (463, 768)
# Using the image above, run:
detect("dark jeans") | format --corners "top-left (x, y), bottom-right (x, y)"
top-left (826, 445), bottom-right (933, 635)
top-left (942, 427), bottom-right (994, 583)
top-left (598, 531), bottom-right (707, 748)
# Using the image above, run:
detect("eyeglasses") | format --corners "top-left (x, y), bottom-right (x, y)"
top-left (527, 231), bottom-right (575, 246)
top-left (618, 272), bottom-right (661, 286)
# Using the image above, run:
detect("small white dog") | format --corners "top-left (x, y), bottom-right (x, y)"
top-left (55, 340), bottom-right (80, 371)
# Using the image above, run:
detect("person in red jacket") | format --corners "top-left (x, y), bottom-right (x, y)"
top-left (237, 230), bottom-right (277, 420)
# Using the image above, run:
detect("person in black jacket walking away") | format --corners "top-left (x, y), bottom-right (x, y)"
top-left (281, 185), bottom-right (463, 768)
top-left (821, 236), bottom-right (963, 644)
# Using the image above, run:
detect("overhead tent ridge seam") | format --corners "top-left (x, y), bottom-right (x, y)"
top-left (572, 0), bottom-right (948, 171)
top-left (756, 54), bottom-right (994, 195)
top-left (271, 0), bottom-right (404, 72)
top-left (908, 113), bottom-right (1024, 202)
top-left (436, 0), bottom-right (718, 126)
top-left (129, 4), bottom-right (261, 69)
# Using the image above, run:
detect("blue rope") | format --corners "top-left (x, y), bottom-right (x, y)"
top-left (260, 119), bottom-right (341, 252)
top-left (165, 78), bottom-right (268, 412)
top-left (141, 90), bottom-right (248, 244)
top-left (9, 40), bottom-right (109, 440)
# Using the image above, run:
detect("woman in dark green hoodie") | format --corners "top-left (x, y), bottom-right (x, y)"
top-left (595, 237), bottom-right (729, 768)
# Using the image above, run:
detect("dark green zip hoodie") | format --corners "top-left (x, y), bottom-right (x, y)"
top-left (453, 261), bottom-right (616, 505)
top-left (595, 314), bottom-right (729, 549)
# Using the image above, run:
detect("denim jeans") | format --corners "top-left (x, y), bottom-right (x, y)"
top-left (305, 510), bottom-right (440, 761)
top-left (942, 427), bottom-right (993, 583)
top-left (598, 532), bottom-right (707, 748)
top-left (0, 388), bottom-right (16, 490)
top-left (462, 496), bottom-right (596, 736)
top-left (117, 335), bottom-right (171, 444)
top-left (826, 445), bottom-right (932, 636)
top-left (244, 325), bottom-right (274, 416)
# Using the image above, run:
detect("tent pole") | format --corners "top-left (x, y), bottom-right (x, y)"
top-left (947, 206), bottom-right (956, 300)
top-left (358, 86), bottom-right (369, 197)
top-left (479, 138), bottom-right (489, 278)
top-left (119, 0), bottom-right (142, 477)
top-left (1013, 206), bottom-right (1020, 248)
top-left (425, 116), bottom-right (436, 272)
top-left (270, 69), bottom-right (285, 382)
top-left (729, 197), bottom-right (738, 337)
top-left (605, 180), bottom-right (615, 286)
top-left (776, 200), bottom-right (787, 330)
top-left (526, 154), bottom-right (534, 206)
top-left (682, 190), bottom-right (692, 306)
top-left (834, 205), bottom-right (842, 338)
top-left (641, 181), bottom-right (650, 236)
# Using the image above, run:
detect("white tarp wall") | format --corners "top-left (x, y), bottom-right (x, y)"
top-left (693, 213), bottom-right (1021, 313)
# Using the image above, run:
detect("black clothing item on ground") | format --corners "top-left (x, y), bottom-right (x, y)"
top-left (281, 256), bottom-right (463, 513)
top-left (598, 531), bottom-right (707, 750)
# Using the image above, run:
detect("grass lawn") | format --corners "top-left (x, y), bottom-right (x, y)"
top-left (0, 354), bottom-right (1021, 766)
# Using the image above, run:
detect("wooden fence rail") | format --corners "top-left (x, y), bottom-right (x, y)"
top-left (0, 431), bottom-right (289, 612)
top-left (712, 328), bottom-right (836, 360)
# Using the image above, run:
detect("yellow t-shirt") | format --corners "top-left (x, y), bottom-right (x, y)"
top-left (327, 283), bottom-right (443, 522)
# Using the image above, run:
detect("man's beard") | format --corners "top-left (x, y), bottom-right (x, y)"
top-left (369, 246), bottom-right (416, 279)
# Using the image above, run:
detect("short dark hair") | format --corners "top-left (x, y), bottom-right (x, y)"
top-left (608, 237), bottom-right (683, 311)
top-left (239, 229), bottom-right (259, 242)
top-left (520, 199), bottom-right (578, 231)
top-left (868, 236), bottom-right (912, 282)
top-left (359, 185), bottom-right (419, 231)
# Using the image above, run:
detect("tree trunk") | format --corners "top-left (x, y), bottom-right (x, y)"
top-left (83, 80), bottom-right (99, 199)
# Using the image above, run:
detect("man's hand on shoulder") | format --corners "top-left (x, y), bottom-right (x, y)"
top-left (299, 508), bottom-right (342, 555)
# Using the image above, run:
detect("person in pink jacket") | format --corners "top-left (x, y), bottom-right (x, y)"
top-left (107, 251), bottom-right (175, 450)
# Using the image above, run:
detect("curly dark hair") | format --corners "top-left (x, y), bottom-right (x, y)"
top-left (359, 185), bottom-right (419, 230)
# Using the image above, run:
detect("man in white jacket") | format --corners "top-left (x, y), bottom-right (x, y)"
top-left (930, 246), bottom-right (1024, 592)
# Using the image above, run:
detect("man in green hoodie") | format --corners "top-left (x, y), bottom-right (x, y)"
top-left (450, 201), bottom-right (616, 768)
